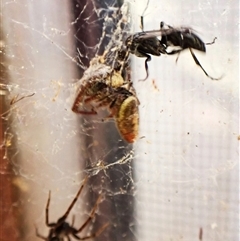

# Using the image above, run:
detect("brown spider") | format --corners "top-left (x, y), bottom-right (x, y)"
top-left (72, 55), bottom-right (139, 143)
top-left (35, 177), bottom-right (109, 241)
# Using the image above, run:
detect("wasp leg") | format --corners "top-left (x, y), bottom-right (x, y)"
top-left (165, 49), bottom-right (183, 55)
top-left (164, 49), bottom-right (183, 63)
top-left (189, 48), bottom-right (222, 80)
top-left (138, 53), bottom-right (151, 81)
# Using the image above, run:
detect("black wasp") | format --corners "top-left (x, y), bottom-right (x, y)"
top-left (125, 21), bottom-right (220, 81)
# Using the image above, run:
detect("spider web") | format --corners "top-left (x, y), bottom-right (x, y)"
top-left (1, 0), bottom-right (239, 241)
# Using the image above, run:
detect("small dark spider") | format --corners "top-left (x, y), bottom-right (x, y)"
top-left (125, 21), bottom-right (220, 81)
top-left (35, 177), bottom-right (109, 241)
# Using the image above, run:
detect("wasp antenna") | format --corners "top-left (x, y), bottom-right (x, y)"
top-left (140, 0), bottom-right (150, 31)
top-left (140, 16), bottom-right (144, 31)
top-left (160, 21), bottom-right (164, 29)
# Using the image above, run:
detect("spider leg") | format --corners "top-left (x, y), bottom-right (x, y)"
top-left (35, 225), bottom-right (48, 240)
top-left (95, 95), bottom-right (112, 109)
top-left (72, 222), bottom-right (109, 240)
top-left (72, 82), bottom-right (103, 114)
top-left (57, 177), bottom-right (89, 225)
top-left (71, 215), bottom-right (75, 226)
top-left (189, 48), bottom-right (221, 80)
top-left (72, 96), bottom-right (98, 115)
top-left (73, 95), bottom-right (99, 115)
top-left (72, 87), bottom-right (87, 114)
top-left (119, 49), bottom-right (131, 78)
top-left (83, 96), bottom-right (97, 103)
top-left (45, 191), bottom-right (51, 226)
top-left (73, 82), bottom-right (110, 115)
top-left (100, 97), bottom-right (118, 120)
top-left (76, 194), bottom-right (102, 233)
